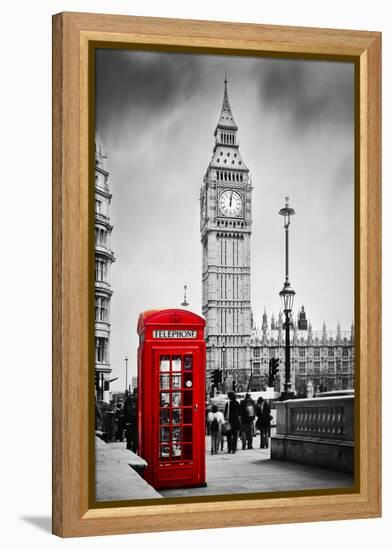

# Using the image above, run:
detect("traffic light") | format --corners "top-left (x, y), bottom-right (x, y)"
top-left (210, 370), bottom-right (216, 387)
top-left (216, 369), bottom-right (222, 385)
top-left (269, 358), bottom-right (280, 386)
top-left (211, 369), bottom-right (220, 387)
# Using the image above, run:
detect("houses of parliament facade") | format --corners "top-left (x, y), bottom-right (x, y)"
top-left (200, 79), bottom-right (355, 396)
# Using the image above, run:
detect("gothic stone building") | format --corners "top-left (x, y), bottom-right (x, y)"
top-left (200, 80), bottom-right (354, 395)
top-left (250, 308), bottom-right (355, 396)
top-left (95, 138), bottom-right (115, 400)
top-left (200, 78), bottom-right (253, 389)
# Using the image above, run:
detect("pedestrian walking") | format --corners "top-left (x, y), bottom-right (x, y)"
top-left (124, 390), bottom-right (138, 453)
top-left (224, 391), bottom-right (241, 454)
top-left (102, 402), bottom-right (116, 442)
top-left (255, 397), bottom-right (272, 449)
top-left (207, 404), bottom-right (225, 454)
top-left (95, 401), bottom-right (102, 432)
top-left (240, 393), bottom-right (256, 449)
top-left (115, 402), bottom-right (125, 441)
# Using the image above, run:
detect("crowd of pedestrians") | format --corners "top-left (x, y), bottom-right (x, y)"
top-left (95, 389), bottom-right (138, 453)
top-left (207, 392), bottom-right (272, 455)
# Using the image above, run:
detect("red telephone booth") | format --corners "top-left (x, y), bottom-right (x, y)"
top-left (137, 309), bottom-right (206, 490)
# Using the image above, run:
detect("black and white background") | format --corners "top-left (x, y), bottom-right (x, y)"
top-left (97, 50), bottom-right (354, 390)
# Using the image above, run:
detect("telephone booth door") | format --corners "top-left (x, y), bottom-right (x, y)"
top-left (137, 309), bottom-right (206, 490)
top-left (155, 349), bottom-right (202, 488)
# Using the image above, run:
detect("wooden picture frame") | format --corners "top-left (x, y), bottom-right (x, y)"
top-left (52, 11), bottom-right (381, 537)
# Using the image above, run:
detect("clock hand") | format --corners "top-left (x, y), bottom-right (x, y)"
top-left (229, 192), bottom-right (233, 207)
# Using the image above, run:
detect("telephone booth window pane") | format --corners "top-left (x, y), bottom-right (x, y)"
top-left (160, 375), bottom-right (170, 389)
top-left (160, 409), bottom-right (170, 424)
top-left (172, 356), bottom-right (182, 372)
top-left (183, 408), bottom-right (192, 424)
top-left (172, 409), bottom-right (182, 424)
top-left (172, 374), bottom-right (181, 389)
top-left (172, 392), bottom-right (181, 407)
top-left (160, 427), bottom-right (170, 442)
top-left (184, 356), bottom-right (193, 370)
top-left (160, 356), bottom-right (170, 372)
top-left (172, 427), bottom-right (181, 442)
top-left (182, 444), bottom-right (192, 460)
top-left (183, 426), bottom-right (192, 442)
top-left (172, 444), bottom-right (182, 459)
top-left (160, 392), bottom-right (170, 407)
top-left (160, 446), bottom-right (170, 459)
top-left (183, 390), bottom-right (192, 406)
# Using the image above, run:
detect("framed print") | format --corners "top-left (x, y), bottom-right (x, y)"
top-left (52, 12), bottom-right (381, 538)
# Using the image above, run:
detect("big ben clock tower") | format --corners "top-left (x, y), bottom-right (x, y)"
top-left (200, 77), bottom-right (253, 390)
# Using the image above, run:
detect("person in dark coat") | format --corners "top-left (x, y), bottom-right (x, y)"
top-left (115, 403), bottom-right (125, 441)
top-left (255, 397), bottom-right (272, 449)
top-left (224, 391), bottom-right (241, 453)
top-left (102, 402), bottom-right (116, 442)
top-left (124, 391), bottom-right (138, 453)
top-left (240, 393), bottom-right (256, 450)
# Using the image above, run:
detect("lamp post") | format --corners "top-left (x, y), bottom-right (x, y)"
top-left (221, 342), bottom-right (226, 393)
top-left (248, 357), bottom-right (253, 392)
top-left (279, 197), bottom-right (296, 400)
top-left (125, 355), bottom-right (129, 395)
top-left (181, 284), bottom-right (189, 307)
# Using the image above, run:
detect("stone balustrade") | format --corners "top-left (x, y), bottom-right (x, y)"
top-left (271, 395), bottom-right (354, 474)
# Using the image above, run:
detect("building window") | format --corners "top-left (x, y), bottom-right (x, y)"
top-left (314, 348), bottom-right (320, 357)
top-left (342, 361), bottom-right (349, 373)
top-left (95, 337), bottom-right (108, 363)
top-left (299, 348), bottom-right (305, 357)
top-left (95, 296), bottom-right (108, 322)
top-left (314, 362), bottom-right (320, 374)
top-left (95, 199), bottom-right (102, 214)
top-left (95, 259), bottom-right (107, 282)
top-left (253, 348), bottom-right (260, 358)
top-left (328, 361), bottom-right (335, 374)
top-left (95, 227), bottom-right (107, 246)
top-left (299, 362), bottom-right (306, 374)
top-left (342, 348), bottom-right (349, 357)
top-left (328, 348), bottom-right (334, 356)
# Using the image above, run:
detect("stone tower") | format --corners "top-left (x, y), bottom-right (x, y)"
top-left (200, 78), bottom-right (253, 390)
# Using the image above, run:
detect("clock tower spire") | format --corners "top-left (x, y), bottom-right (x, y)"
top-left (200, 78), bottom-right (253, 392)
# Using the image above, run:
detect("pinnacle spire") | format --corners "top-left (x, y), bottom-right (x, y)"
top-left (217, 75), bottom-right (237, 130)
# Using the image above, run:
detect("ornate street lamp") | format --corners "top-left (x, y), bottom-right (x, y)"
top-left (181, 284), bottom-right (189, 307)
top-left (125, 355), bottom-right (129, 395)
top-left (221, 342), bottom-right (226, 393)
top-left (248, 357), bottom-right (253, 392)
top-left (279, 197), bottom-right (296, 400)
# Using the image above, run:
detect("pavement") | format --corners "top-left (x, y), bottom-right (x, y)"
top-left (95, 437), bottom-right (162, 501)
top-left (96, 434), bottom-right (354, 501)
top-left (159, 434), bottom-right (354, 498)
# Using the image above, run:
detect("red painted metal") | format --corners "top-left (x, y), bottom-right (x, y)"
top-left (137, 308), bottom-right (206, 490)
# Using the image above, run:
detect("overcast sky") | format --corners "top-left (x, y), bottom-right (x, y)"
top-left (96, 49), bottom-right (354, 390)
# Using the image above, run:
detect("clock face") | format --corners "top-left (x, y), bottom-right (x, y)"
top-left (219, 190), bottom-right (243, 217)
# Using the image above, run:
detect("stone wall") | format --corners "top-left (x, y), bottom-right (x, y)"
top-left (271, 395), bottom-right (354, 474)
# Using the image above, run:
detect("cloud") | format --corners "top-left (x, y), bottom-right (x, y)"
top-left (96, 49), bottom-right (204, 141)
top-left (254, 58), bottom-right (354, 132)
